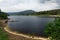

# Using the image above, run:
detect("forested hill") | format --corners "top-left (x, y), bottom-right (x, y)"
top-left (7, 10), bottom-right (35, 15)
top-left (7, 9), bottom-right (60, 15)
top-left (0, 10), bottom-right (9, 19)
top-left (35, 9), bottom-right (60, 15)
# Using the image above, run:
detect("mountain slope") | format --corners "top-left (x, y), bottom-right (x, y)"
top-left (7, 10), bottom-right (36, 15)
top-left (7, 9), bottom-right (60, 15)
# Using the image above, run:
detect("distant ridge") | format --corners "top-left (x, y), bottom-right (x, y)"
top-left (7, 9), bottom-right (60, 15)
top-left (7, 10), bottom-right (36, 15)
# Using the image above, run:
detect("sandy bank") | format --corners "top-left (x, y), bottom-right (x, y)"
top-left (4, 26), bottom-right (50, 40)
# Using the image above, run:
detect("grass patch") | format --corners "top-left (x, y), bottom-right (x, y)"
top-left (0, 28), bottom-right (9, 40)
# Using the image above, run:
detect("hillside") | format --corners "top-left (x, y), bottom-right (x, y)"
top-left (36, 9), bottom-right (60, 15)
top-left (7, 9), bottom-right (60, 15)
top-left (7, 10), bottom-right (35, 15)
top-left (0, 10), bottom-right (9, 19)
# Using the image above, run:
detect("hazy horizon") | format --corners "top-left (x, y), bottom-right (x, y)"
top-left (0, 0), bottom-right (60, 12)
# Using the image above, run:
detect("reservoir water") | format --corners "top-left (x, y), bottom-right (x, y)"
top-left (8, 16), bottom-right (55, 37)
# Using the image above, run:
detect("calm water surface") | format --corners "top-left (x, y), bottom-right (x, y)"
top-left (8, 16), bottom-right (55, 37)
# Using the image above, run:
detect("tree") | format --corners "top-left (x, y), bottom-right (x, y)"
top-left (44, 18), bottom-right (60, 40)
top-left (0, 9), bottom-right (8, 19)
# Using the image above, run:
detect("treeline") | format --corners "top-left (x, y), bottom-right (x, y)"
top-left (36, 9), bottom-right (60, 15)
top-left (21, 9), bottom-right (60, 15)
top-left (0, 10), bottom-right (9, 19)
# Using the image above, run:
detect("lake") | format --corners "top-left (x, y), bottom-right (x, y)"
top-left (8, 16), bottom-right (55, 37)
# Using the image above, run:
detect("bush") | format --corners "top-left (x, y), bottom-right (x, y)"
top-left (44, 18), bottom-right (60, 40)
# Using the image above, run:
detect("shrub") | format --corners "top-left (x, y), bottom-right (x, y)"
top-left (44, 18), bottom-right (60, 40)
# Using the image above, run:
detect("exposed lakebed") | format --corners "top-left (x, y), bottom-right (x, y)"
top-left (8, 16), bottom-right (55, 37)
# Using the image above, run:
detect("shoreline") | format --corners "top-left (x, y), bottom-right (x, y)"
top-left (2, 15), bottom-right (60, 40)
top-left (8, 15), bottom-right (60, 17)
top-left (4, 26), bottom-right (49, 40)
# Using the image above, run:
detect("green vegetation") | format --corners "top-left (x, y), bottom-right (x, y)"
top-left (44, 18), bottom-right (60, 40)
top-left (35, 9), bottom-right (60, 15)
top-left (0, 9), bottom-right (8, 19)
top-left (0, 9), bottom-right (9, 40)
top-left (0, 28), bottom-right (9, 40)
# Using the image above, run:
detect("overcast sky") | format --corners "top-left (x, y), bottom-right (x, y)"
top-left (0, 0), bottom-right (60, 12)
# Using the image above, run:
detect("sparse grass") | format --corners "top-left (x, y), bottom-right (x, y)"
top-left (0, 27), bottom-right (9, 40)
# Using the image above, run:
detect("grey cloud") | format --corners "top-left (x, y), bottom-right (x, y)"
top-left (0, 0), bottom-right (60, 12)
top-left (0, 0), bottom-right (22, 7)
top-left (40, 0), bottom-right (51, 3)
